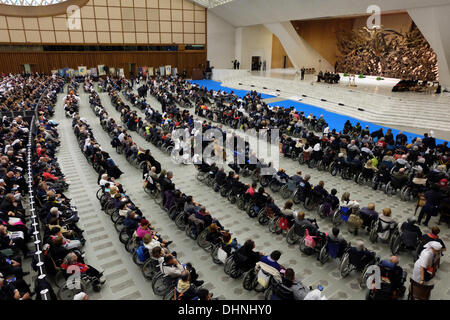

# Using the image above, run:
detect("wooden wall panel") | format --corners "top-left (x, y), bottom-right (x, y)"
top-left (271, 34), bottom-right (294, 69)
top-left (0, 50), bottom-right (206, 77)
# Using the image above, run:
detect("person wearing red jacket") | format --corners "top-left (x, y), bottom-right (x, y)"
top-left (61, 252), bottom-right (106, 285)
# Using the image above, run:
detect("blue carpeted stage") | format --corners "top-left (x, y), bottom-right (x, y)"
top-left (189, 80), bottom-right (447, 145)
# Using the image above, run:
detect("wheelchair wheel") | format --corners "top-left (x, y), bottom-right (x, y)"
top-left (298, 154), bottom-right (305, 165)
top-left (152, 272), bottom-right (172, 296)
top-left (360, 265), bottom-right (372, 289)
top-left (329, 163), bottom-right (337, 176)
top-left (269, 181), bottom-right (282, 193)
top-left (186, 224), bottom-right (198, 240)
top-left (141, 260), bottom-right (157, 280)
top-left (132, 251), bottom-right (145, 266)
top-left (332, 210), bottom-right (343, 226)
top-left (317, 161), bottom-right (325, 172)
top-left (111, 209), bottom-right (120, 223)
top-left (236, 197), bottom-right (245, 210)
top-left (228, 193), bottom-right (237, 204)
top-left (196, 171), bottom-right (206, 182)
top-left (257, 209), bottom-right (270, 225)
top-left (308, 159), bottom-right (317, 169)
top-left (211, 245), bottom-right (223, 265)
top-left (242, 269), bottom-right (257, 291)
top-left (260, 176), bottom-right (270, 187)
top-left (400, 186), bottom-right (411, 202)
top-left (286, 226), bottom-right (300, 245)
top-left (57, 281), bottom-right (87, 300)
top-left (268, 217), bottom-right (281, 234)
top-left (299, 236), bottom-right (314, 255)
top-left (119, 229), bottom-right (130, 244)
top-left (280, 185), bottom-right (292, 199)
top-left (264, 286), bottom-right (273, 300)
top-left (220, 187), bottom-right (229, 197)
top-left (163, 288), bottom-right (175, 300)
top-left (168, 206), bottom-right (179, 220)
top-left (54, 270), bottom-right (67, 289)
top-left (319, 245), bottom-right (329, 265)
top-left (175, 214), bottom-right (187, 231)
top-left (114, 216), bottom-right (125, 233)
top-left (369, 221), bottom-right (378, 243)
top-left (357, 173), bottom-right (365, 185)
top-left (197, 229), bottom-right (212, 252)
top-left (96, 188), bottom-right (103, 200)
top-left (339, 253), bottom-right (351, 278)
top-left (125, 237), bottom-right (136, 253)
top-left (292, 191), bottom-right (302, 205)
top-left (390, 231), bottom-right (402, 255)
top-left (304, 197), bottom-right (314, 211)
top-left (104, 201), bottom-right (115, 216)
top-left (247, 205), bottom-right (259, 218)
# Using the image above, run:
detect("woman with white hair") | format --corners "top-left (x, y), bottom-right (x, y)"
top-left (412, 241), bottom-right (442, 285)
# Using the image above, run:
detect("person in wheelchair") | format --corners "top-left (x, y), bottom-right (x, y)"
top-left (358, 203), bottom-right (379, 230)
top-left (61, 252), bottom-right (106, 286)
top-left (399, 217), bottom-right (422, 249)
top-left (373, 164), bottom-right (391, 191)
top-left (275, 168), bottom-right (289, 184)
top-left (367, 256), bottom-right (406, 300)
top-left (260, 250), bottom-right (285, 272)
top-left (376, 208), bottom-right (397, 241)
top-left (162, 254), bottom-right (204, 287)
top-left (220, 232), bottom-right (240, 256)
top-left (174, 270), bottom-right (201, 300)
top-left (233, 240), bottom-right (264, 273)
top-left (271, 268), bottom-right (310, 300)
top-left (320, 189), bottom-right (339, 218)
top-left (348, 240), bottom-right (377, 272)
top-left (327, 227), bottom-right (348, 257)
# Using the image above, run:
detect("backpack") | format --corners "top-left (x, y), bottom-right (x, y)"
top-left (136, 245), bottom-right (149, 262)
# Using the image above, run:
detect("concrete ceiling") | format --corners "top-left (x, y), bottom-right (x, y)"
top-left (208, 0), bottom-right (450, 27)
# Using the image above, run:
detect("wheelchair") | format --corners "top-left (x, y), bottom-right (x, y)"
top-left (211, 242), bottom-right (237, 265)
top-left (196, 228), bottom-right (213, 252)
top-left (151, 271), bottom-right (178, 297)
top-left (339, 247), bottom-right (379, 286)
top-left (269, 175), bottom-right (287, 193)
top-left (264, 280), bottom-right (295, 300)
top-left (369, 219), bottom-right (398, 243)
top-left (286, 220), bottom-right (318, 245)
top-left (185, 215), bottom-right (205, 240)
top-left (318, 238), bottom-right (350, 265)
top-left (385, 176), bottom-right (408, 197)
top-left (299, 229), bottom-right (328, 257)
top-left (223, 253), bottom-right (246, 279)
top-left (268, 214), bottom-right (292, 235)
top-left (56, 270), bottom-right (102, 300)
top-left (242, 263), bottom-right (282, 293)
top-left (280, 179), bottom-right (298, 199)
top-left (332, 206), bottom-right (355, 226)
top-left (257, 205), bottom-right (276, 226)
top-left (389, 227), bottom-right (420, 257)
top-left (175, 211), bottom-right (190, 230)
top-left (365, 260), bottom-right (407, 300)
top-left (400, 182), bottom-right (425, 202)
top-left (141, 257), bottom-right (160, 280)
top-left (304, 189), bottom-right (325, 211)
top-left (356, 167), bottom-right (375, 186)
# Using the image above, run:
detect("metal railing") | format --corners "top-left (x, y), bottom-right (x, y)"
top-left (25, 88), bottom-right (50, 300)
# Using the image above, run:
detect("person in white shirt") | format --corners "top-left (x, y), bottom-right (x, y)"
top-left (412, 241), bottom-right (442, 285)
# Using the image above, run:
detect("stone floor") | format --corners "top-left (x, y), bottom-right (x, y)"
top-left (51, 85), bottom-right (449, 300)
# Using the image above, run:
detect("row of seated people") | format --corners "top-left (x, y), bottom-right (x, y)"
top-left (194, 162), bottom-right (445, 299)
top-left (1, 74), bottom-right (64, 300)
top-left (37, 88), bottom-right (106, 300)
top-left (80, 83), bottom-right (216, 300)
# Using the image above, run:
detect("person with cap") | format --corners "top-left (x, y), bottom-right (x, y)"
top-left (412, 241), bottom-right (442, 285)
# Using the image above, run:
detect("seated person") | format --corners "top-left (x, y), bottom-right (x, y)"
top-left (234, 239), bottom-right (263, 272)
top-left (327, 227), bottom-right (348, 258)
top-left (378, 208), bottom-right (397, 241)
top-left (61, 252), bottom-right (106, 286)
top-left (176, 270), bottom-right (199, 300)
top-left (221, 232), bottom-right (239, 255)
top-left (0, 272), bottom-right (32, 301)
top-left (358, 203), bottom-right (379, 229)
top-left (260, 250), bottom-right (285, 272)
top-left (279, 268), bottom-right (310, 300)
top-left (348, 240), bottom-right (375, 270)
top-left (293, 211), bottom-right (319, 236)
top-left (420, 226), bottom-right (446, 253)
top-left (400, 217), bottom-right (422, 248)
top-left (379, 256), bottom-right (405, 295)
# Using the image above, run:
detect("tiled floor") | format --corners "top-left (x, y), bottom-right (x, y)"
top-left (52, 85), bottom-right (449, 300)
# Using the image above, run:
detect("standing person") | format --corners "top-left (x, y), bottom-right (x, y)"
top-left (130, 74), bottom-right (134, 88)
top-left (237, 61), bottom-right (240, 70)
top-left (418, 184), bottom-right (445, 227)
top-left (262, 61), bottom-right (266, 71)
top-left (233, 60), bottom-right (237, 70)
top-left (412, 241), bottom-right (442, 285)
top-left (301, 67), bottom-right (305, 80)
